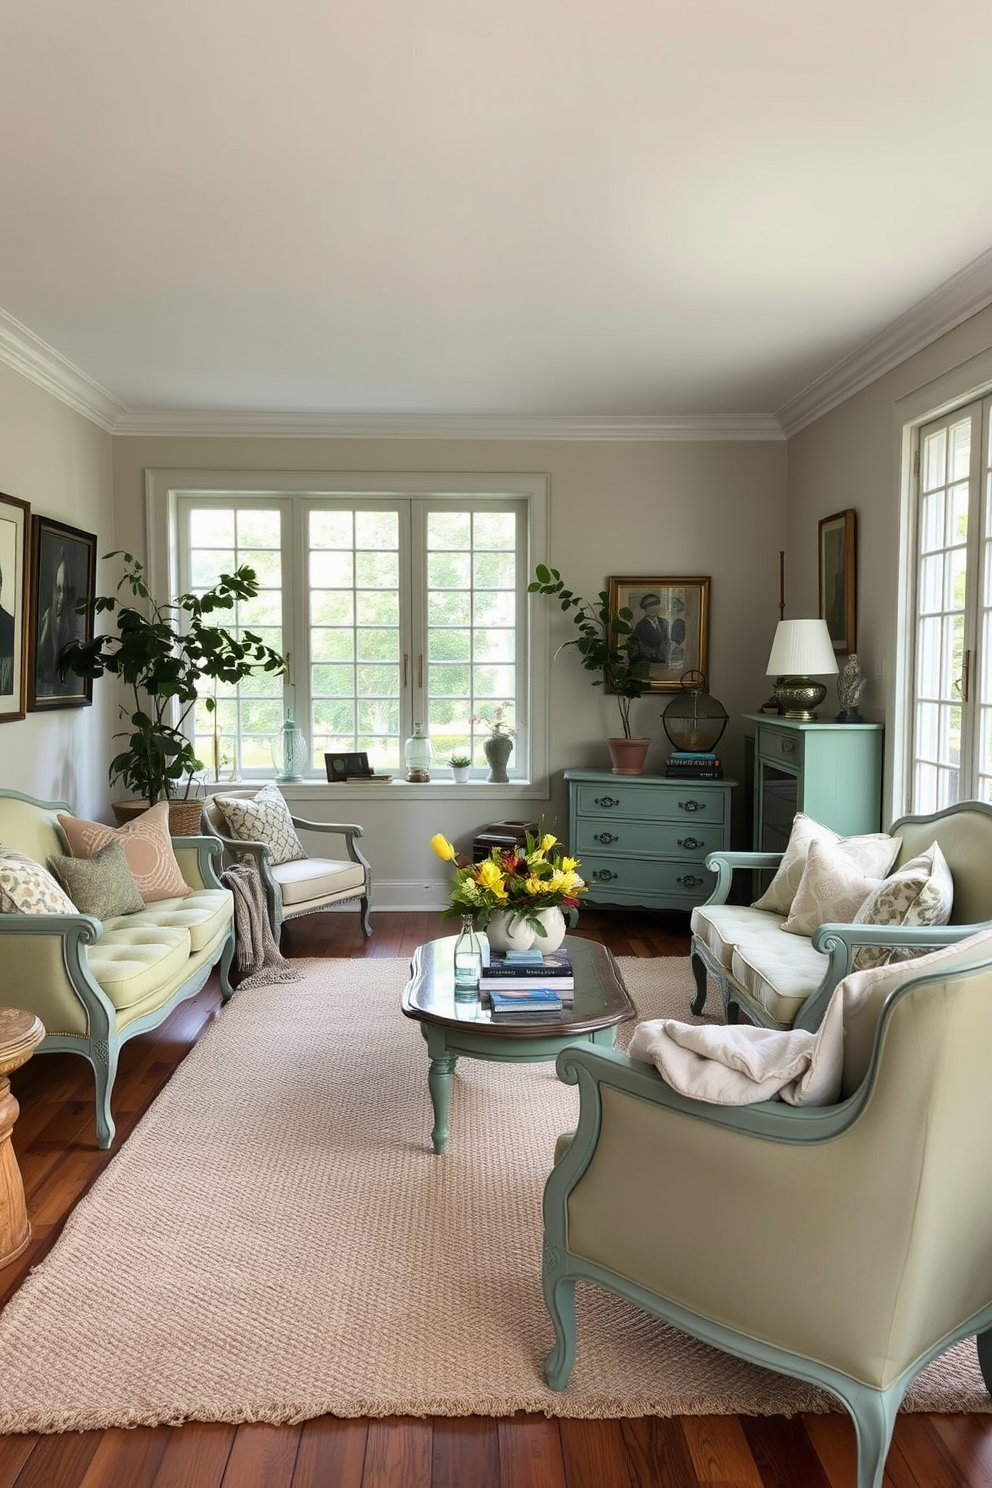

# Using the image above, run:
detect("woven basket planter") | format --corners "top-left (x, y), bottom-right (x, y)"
top-left (111, 799), bottom-right (205, 836)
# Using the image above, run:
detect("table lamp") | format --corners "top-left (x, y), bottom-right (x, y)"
top-left (765, 619), bottom-right (838, 721)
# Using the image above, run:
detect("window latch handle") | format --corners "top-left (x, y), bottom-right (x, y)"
top-left (956, 649), bottom-right (971, 702)
top-left (403, 653), bottom-right (409, 688)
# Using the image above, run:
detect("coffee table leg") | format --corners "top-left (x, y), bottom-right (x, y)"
top-left (427, 1055), bottom-right (458, 1154)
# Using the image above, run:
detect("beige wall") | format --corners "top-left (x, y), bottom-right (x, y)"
top-left (786, 301), bottom-right (992, 821)
top-left (0, 366), bottom-right (114, 817)
top-left (112, 434), bottom-right (786, 889)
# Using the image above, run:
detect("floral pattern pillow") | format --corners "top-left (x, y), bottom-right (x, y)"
top-left (213, 783), bottom-right (306, 866)
top-left (851, 843), bottom-right (954, 971)
top-left (781, 837), bottom-right (882, 937)
top-left (0, 846), bottom-right (78, 915)
top-left (752, 812), bottom-right (902, 916)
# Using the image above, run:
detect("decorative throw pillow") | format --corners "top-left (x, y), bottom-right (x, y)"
top-left (851, 842), bottom-right (955, 971)
top-left (781, 838), bottom-right (882, 937)
top-left (0, 846), bottom-right (78, 915)
top-left (48, 840), bottom-right (145, 919)
top-left (57, 801), bottom-right (192, 903)
top-left (751, 813), bottom-right (902, 916)
top-left (213, 783), bottom-right (306, 866)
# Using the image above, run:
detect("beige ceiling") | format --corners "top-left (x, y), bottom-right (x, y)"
top-left (2, 0), bottom-right (992, 431)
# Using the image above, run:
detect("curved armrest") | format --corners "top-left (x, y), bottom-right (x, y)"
top-left (289, 815), bottom-right (364, 838)
top-left (702, 850), bottom-right (783, 905)
top-left (0, 911), bottom-right (119, 1037)
top-left (170, 834), bottom-right (226, 891)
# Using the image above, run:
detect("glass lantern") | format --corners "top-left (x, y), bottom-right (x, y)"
top-left (404, 723), bottom-right (434, 782)
top-left (661, 671), bottom-right (728, 754)
top-left (271, 707), bottom-right (309, 783)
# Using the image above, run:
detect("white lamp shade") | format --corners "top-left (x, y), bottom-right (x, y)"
top-left (766, 619), bottom-right (839, 677)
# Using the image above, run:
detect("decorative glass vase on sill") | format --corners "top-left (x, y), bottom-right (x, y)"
top-left (404, 724), bottom-right (434, 783)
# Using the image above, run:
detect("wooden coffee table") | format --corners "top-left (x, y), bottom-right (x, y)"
top-left (402, 934), bottom-right (635, 1153)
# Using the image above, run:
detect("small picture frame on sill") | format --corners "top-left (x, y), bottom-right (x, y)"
top-left (325, 750), bottom-right (371, 782)
top-left (818, 508), bottom-right (856, 656)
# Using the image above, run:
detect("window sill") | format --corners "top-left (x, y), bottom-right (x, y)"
top-left (207, 779), bottom-right (549, 802)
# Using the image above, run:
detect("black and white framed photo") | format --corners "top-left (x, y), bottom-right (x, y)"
top-left (28, 516), bottom-right (97, 711)
top-left (0, 490), bottom-right (31, 722)
top-left (607, 575), bottom-right (711, 693)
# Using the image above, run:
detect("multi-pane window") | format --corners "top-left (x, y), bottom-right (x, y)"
top-left (909, 396), bottom-right (992, 811)
top-left (176, 491), bottom-right (527, 780)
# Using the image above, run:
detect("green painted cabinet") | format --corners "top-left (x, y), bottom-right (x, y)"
top-left (564, 769), bottom-right (735, 911)
top-left (745, 714), bottom-right (884, 853)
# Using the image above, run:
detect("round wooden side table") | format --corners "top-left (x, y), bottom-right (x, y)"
top-left (0, 1008), bottom-right (45, 1269)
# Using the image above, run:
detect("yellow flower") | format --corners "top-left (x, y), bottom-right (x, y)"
top-left (540, 833), bottom-right (557, 853)
top-left (524, 875), bottom-right (546, 896)
top-left (476, 860), bottom-right (509, 898)
top-left (430, 834), bottom-right (457, 862)
top-left (560, 856), bottom-right (578, 872)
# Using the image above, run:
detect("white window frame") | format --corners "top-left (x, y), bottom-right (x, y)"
top-left (894, 346), bottom-right (992, 816)
top-left (145, 468), bottom-right (551, 794)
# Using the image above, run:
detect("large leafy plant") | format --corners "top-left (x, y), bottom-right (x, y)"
top-left (527, 564), bottom-right (652, 738)
top-left (60, 551), bottom-right (286, 804)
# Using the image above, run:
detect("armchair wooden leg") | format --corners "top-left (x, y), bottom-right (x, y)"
top-left (542, 1266), bottom-right (577, 1392)
top-left (977, 1327), bottom-right (992, 1393)
top-left (689, 948), bottom-right (709, 1015)
top-left (845, 1382), bottom-right (901, 1488)
top-left (360, 895), bottom-right (372, 937)
top-left (91, 1038), bottom-right (120, 1151)
top-left (219, 932), bottom-right (235, 1003)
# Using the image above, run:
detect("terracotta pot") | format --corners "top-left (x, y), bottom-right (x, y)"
top-left (606, 737), bottom-right (651, 776)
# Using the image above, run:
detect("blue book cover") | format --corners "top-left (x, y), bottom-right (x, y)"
top-left (489, 987), bottom-right (563, 1012)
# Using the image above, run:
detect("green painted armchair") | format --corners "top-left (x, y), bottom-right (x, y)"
top-left (543, 934), bottom-right (992, 1488)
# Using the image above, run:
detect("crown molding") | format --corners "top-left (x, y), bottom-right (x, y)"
top-left (0, 307), bottom-right (127, 432)
top-left (111, 409), bottom-right (784, 440)
top-left (776, 246), bottom-right (992, 438)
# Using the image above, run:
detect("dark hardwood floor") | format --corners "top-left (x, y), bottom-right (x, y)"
top-left (2, 908), bottom-right (990, 1488)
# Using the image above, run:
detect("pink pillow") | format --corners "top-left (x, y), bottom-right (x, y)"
top-left (58, 801), bottom-right (192, 902)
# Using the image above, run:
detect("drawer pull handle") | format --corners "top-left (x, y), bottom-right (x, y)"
top-left (593, 831), bottom-right (618, 844)
top-left (593, 795), bottom-right (620, 808)
top-left (678, 799), bottom-right (707, 813)
top-left (782, 739), bottom-right (797, 754)
top-left (676, 874), bottom-right (704, 888)
top-left (592, 869), bottom-right (618, 881)
top-left (678, 836), bottom-right (703, 850)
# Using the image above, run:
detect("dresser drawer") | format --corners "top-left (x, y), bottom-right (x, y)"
top-left (756, 725), bottom-right (803, 767)
top-left (573, 783), bottom-right (727, 825)
top-left (582, 853), bottom-right (716, 905)
top-left (574, 818), bottom-right (721, 860)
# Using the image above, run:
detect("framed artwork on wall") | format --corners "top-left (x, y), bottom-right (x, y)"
top-left (0, 490), bottom-right (31, 722)
top-left (818, 508), bottom-right (857, 656)
top-left (607, 575), bottom-right (711, 693)
top-left (28, 516), bottom-right (98, 711)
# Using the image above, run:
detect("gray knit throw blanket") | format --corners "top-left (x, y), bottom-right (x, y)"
top-left (220, 861), bottom-right (303, 989)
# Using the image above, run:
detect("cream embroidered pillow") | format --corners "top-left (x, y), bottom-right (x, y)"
top-left (781, 838), bottom-right (882, 937)
top-left (213, 783), bottom-right (306, 866)
top-left (57, 801), bottom-right (192, 903)
top-left (0, 846), bottom-right (78, 915)
top-left (752, 813), bottom-right (902, 916)
top-left (851, 843), bottom-right (954, 971)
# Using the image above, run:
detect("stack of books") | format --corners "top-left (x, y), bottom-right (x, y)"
top-left (488, 986), bottom-right (564, 1021)
top-left (665, 750), bottom-right (724, 779)
top-left (479, 948), bottom-right (574, 1011)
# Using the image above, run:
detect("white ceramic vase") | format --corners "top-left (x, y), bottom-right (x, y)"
top-left (530, 906), bottom-right (567, 954)
top-left (485, 910), bottom-right (536, 953)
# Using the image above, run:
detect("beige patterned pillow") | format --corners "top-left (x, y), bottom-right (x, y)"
top-left (58, 801), bottom-right (192, 903)
top-left (781, 838), bottom-right (882, 937)
top-left (752, 813), bottom-right (902, 916)
top-left (213, 783), bottom-right (306, 866)
top-left (851, 843), bottom-right (954, 971)
top-left (48, 840), bottom-right (145, 919)
top-left (0, 846), bottom-right (78, 914)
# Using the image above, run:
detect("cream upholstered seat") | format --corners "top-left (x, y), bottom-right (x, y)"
top-left (542, 933), bottom-right (992, 1488)
top-left (202, 788), bottom-right (372, 939)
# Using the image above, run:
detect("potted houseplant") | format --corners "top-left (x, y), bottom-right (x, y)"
top-left (528, 563), bottom-right (653, 774)
top-left (448, 752), bottom-right (472, 783)
top-left (59, 550), bottom-right (287, 829)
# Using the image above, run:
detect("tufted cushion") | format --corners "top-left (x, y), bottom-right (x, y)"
top-left (781, 838), bottom-right (882, 938)
top-left (84, 923), bottom-right (193, 1011)
top-left (751, 814), bottom-right (901, 916)
top-left (102, 889), bottom-right (232, 954)
top-left (58, 802), bottom-right (192, 903)
top-left (691, 903), bottom-right (784, 971)
top-left (272, 856), bottom-right (366, 906)
top-left (0, 846), bottom-right (77, 915)
top-left (729, 923), bottom-right (830, 1026)
top-left (851, 843), bottom-right (954, 971)
top-left (213, 783), bottom-right (306, 867)
top-left (48, 840), bottom-right (145, 919)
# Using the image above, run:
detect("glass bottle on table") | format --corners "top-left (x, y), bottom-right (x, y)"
top-left (453, 915), bottom-right (482, 996)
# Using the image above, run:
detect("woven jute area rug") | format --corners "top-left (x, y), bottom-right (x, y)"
top-left (0, 955), bottom-right (988, 1433)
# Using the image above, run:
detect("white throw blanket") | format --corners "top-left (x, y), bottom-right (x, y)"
top-left (627, 987), bottom-right (848, 1106)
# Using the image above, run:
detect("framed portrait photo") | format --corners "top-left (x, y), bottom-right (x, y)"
top-left (324, 750), bottom-right (371, 782)
top-left (0, 490), bottom-right (31, 722)
top-left (28, 516), bottom-right (98, 711)
top-left (608, 575), bottom-right (711, 693)
top-left (818, 508), bottom-right (857, 656)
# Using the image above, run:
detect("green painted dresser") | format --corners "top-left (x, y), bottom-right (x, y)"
top-left (564, 769), bottom-right (735, 912)
top-left (745, 713), bottom-right (884, 852)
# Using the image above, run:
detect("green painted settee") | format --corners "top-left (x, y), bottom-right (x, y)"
top-left (0, 789), bottom-right (235, 1148)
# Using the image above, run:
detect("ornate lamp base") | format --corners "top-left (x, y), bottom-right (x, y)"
top-left (773, 677), bottom-right (827, 722)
